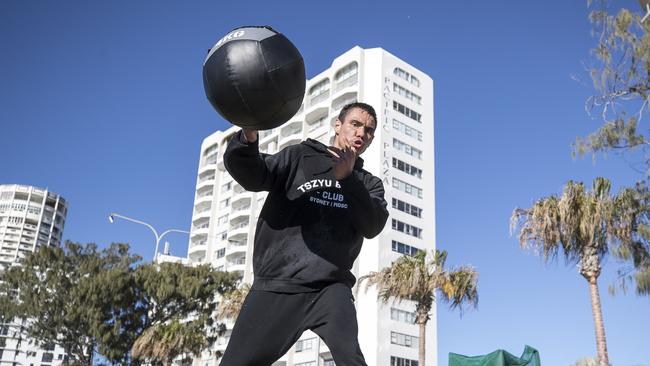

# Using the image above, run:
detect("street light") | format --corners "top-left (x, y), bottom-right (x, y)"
top-left (642, 0), bottom-right (650, 22)
top-left (108, 212), bottom-right (190, 261)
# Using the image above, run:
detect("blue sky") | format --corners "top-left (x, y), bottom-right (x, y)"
top-left (2, 1), bottom-right (648, 365)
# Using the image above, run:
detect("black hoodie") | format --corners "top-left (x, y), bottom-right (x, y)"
top-left (224, 130), bottom-right (389, 293)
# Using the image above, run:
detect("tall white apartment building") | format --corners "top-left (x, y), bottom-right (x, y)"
top-left (188, 46), bottom-right (435, 366)
top-left (0, 184), bottom-right (69, 366)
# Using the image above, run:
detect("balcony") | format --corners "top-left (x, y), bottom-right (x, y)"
top-left (307, 117), bottom-right (329, 136)
top-left (229, 205), bottom-right (251, 221)
top-left (279, 122), bottom-right (303, 148)
top-left (190, 237), bottom-right (207, 246)
top-left (190, 231), bottom-right (208, 241)
top-left (195, 195), bottom-right (213, 206)
top-left (188, 239), bottom-right (207, 257)
top-left (228, 239), bottom-right (247, 247)
top-left (333, 74), bottom-right (358, 93)
top-left (191, 226), bottom-right (209, 236)
top-left (190, 235), bottom-right (207, 246)
top-left (227, 256), bottom-right (246, 272)
top-left (202, 153), bottom-right (218, 167)
top-left (259, 128), bottom-right (277, 143)
top-left (192, 216), bottom-right (210, 227)
top-left (231, 196), bottom-right (251, 209)
top-left (331, 92), bottom-right (357, 113)
top-left (309, 91), bottom-right (330, 107)
top-left (194, 200), bottom-right (211, 212)
top-left (196, 177), bottom-right (215, 190)
top-left (226, 241), bottom-right (247, 258)
top-left (231, 189), bottom-right (252, 205)
top-left (192, 210), bottom-right (211, 221)
top-left (189, 251), bottom-right (206, 263)
top-left (196, 184), bottom-right (214, 197)
top-left (228, 222), bottom-right (249, 241)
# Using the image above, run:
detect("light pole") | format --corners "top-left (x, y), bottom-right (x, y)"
top-left (108, 212), bottom-right (190, 261)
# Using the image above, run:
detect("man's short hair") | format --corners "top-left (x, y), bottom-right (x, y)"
top-left (337, 102), bottom-right (377, 125)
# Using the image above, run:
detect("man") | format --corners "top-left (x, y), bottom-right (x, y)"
top-left (220, 102), bottom-right (388, 366)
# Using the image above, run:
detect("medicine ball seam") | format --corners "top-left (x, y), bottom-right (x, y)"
top-left (227, 49), bottom-right (255, 128)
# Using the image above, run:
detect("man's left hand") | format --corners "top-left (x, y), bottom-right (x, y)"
top-left (328, 142), bottom-right (357, 180)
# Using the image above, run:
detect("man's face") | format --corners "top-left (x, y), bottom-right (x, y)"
top-left (333, 107), bottom-right (376, 155)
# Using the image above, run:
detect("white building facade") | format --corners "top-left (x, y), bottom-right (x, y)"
top-left (188, 47), bottom-right (435, 366)
top-left (0, 184), bottom-right (69, 366)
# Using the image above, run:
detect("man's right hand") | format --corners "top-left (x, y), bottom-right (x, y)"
top-left (242, 128), bottom-right (258, 143)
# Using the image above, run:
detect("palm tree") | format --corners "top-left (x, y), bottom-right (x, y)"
top-left (359, 250), bottom-right (478, 366)
top-left (511, 177), bottom-right (641, 366)
top-left (216, 283), bottom-right (251, 321)
top-left (131, 319), bottom-right (207, 366)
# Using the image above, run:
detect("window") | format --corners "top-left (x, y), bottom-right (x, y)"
top-left (216, 248), bottom-right (225, 258)
top-left (219, 198), bottom-right (230, 209)
top-left (393, 138), bottom-right (422, 160)
top-left (392, 198), bottom-right (422, 218)
top-left (7, 216), bottom-right (24, 225)
top-left (221, 182), bottom-right (232, 192)
top-left (295, 338), bottom-right (314, 352)
top-left (323, 360), bottom-right (336, 366)
top-left (392, 219), bottom-right (422, 238)
top-left (391, 356), bottom-right (419, 366)
top-left (217, 215), bottom-right (229, 225)
top-left (392, 178), bottom-right (423, 199)
top-left (391, 308), bottom-right (416, 324)
top-left (393, 83), bottom-right (421, 104)
top-left (392, 240), bottom-right (422, 256)
top-left (392, 158), bottom-right (422, 179)
top-left (393, 119), bottom-right (422, 141)
top-left (390, 331), bottom-right (418, 348)
top-left (11, 203), bottom-right (26, 211)
top-left (393, 67), bottom-right (420, 87)
top-left (42, 353), bottom-right (54, 363)
top-left (393, 101), bottom-right (421, 123)
top-left (220, 231), bottom-right (228, 240)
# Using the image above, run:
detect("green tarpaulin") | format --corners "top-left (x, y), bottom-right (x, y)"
top-left (449, 345), bottom-right (541, 366)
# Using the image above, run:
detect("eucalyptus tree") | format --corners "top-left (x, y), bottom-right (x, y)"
top-left (574, 1), bottom-right (650, 295)
top-left (0, 241), bottom-right (239, 365)
top-left (511, 177), bottom-right (644, 366)
top-left (129, 262), bottom-right (239, 365)
top-left (576, 1), bottom-right (650, 158)
top-left (0, 241), bottom-right (142, 365)
top-left (359, 250), bottom-right (478, 366)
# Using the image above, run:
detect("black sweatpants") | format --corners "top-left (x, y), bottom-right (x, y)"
top-left (219, 282), bottom-right (367, 366)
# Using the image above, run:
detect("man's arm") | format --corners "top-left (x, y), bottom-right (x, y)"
top-left (340, 174), bottom-right (389, 239)
top-left (224, 129), bottom-right (289, 192)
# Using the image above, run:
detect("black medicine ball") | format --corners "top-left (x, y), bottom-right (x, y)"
top-left (203, 26), bottom-right (306, 130)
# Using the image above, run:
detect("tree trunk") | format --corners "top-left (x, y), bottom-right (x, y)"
top-left (418, 321), bottom-right (426, 366)
top-left (587, 276), bottom-right (609, 366)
